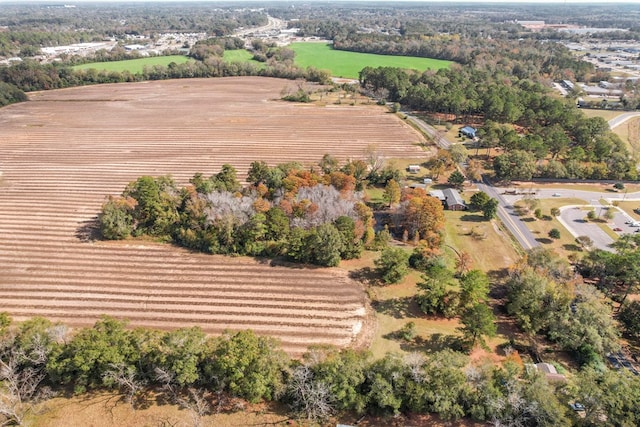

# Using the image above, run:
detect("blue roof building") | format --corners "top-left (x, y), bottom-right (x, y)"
top-left (459, 126), bottom-right (477, 139)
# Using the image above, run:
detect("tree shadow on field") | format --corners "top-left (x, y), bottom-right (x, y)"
top-left (75, 216), bottom-right (100, 242)
top-left (371, 296), bottom-right (416, 319)
top-left (460, 214), bottom-right (486, 223)
top-left (536, 238), bottom-right (553, 244)
top-left (349, 267), bottom-right (378, 285)
top-left (401, 333), bottom-right (465, 353)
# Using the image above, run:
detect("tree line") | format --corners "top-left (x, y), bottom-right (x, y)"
top-left (359, 66), bottom-right (635, 181)
top-left (3, 312), bottom-right (640, 426)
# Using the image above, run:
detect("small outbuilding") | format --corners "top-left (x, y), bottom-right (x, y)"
top-left (407, 165), bottom-right (421, 173)
top-left (459, 126), bottom-right (477, 139)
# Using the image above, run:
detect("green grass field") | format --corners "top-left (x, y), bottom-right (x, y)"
top-left (73, 55), bottom-right (191, 74)
top-left (289, 42), bottom-right (452, 79)
top-left (222, 49), bottom-right (254, 62)
top-left (73, 45), bottom-right (451, 79)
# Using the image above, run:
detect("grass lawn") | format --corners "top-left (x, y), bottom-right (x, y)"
top-left (510, 181), bottom-right (640, 194)
top-left (579, 108), bottom-right (626, 122)
top-left (222, 49), bottom-right (253, 62)
top-left (615, 201), bottom-right (640, 221)
top-left (289, 42), bottom-right (452, 79)
top-left (73, 55), bottom-right (191, 74)
top-left (444, 207), bottom-right (520, 273)
top-left (222, 49), bottom-right (265, 70)
top-left (612, 117), bottom-right (640, 157)
top-left (366, 269), bottom-right (465, 359)
top-left (514, 198), bottom-right (587, 258)
top-left (393, 157), bottom-right (436, 181)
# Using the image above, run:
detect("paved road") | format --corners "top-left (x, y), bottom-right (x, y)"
top-left (401, 113), bottom-right (640, 252)
top-left (477, 178), bottom-right (540, 251)
top-left (403, 113), bottom-right (453, 149)
top-left (609, 112), bottom-right (640, 130)
top-left (499, 187), bottom-right (640, 251)
top-left (401, 114), bottom-right (539, 250)
top-left (233, 15), bottom-right (285, 37)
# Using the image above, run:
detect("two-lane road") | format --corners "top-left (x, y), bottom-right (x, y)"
top-left (477, 178), bottom-right (540, 251)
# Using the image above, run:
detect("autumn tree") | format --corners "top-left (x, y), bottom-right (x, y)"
top-left (399, 190), bottom-right (445, 250)
top-left (383, 179), bottom-right (401, 206)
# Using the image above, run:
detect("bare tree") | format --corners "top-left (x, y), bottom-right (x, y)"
top-left (176, 388), bottom-right (210, 427)
top-left (154, 367), bottom-right (213, 427)
top-left (102, 363), bottom-right (146, 408)
top-left (287, 365), bottom-right (334, 422)
top-left (0, 335), bottom-right (53, 426)
top-left (403, 352), bottom-right (426, 383)
top-left (363, 144), bottom-right (385, 176)
top-left (154, 366), bottom-right (178, 401)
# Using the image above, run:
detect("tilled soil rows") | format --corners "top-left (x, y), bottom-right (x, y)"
top-left (0, 77), bottom-right (425, 355)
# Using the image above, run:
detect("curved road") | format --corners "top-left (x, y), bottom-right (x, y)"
top-left (609, 112), bottom-right (640, 130)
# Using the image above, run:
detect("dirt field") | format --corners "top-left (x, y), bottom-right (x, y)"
top-left (0, 77), bottom-right (425, 356)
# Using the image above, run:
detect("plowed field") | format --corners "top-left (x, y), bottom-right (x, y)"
top-left (0, 77), bottom-right (425, 355)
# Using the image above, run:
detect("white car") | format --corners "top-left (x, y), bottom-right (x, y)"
top-left (552, 193), bottom-right (561, 197)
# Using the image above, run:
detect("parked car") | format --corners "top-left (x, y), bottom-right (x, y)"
top-left (569, 403), bottom-right (586, 412)
top-left (613, 227), bottom-right (623, 232)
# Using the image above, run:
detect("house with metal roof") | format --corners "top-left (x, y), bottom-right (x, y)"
top-left (443, 188), bottom-right (466, 211)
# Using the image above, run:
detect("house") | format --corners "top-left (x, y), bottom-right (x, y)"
top-left (527, 363), bottom-right (567, 383)
top-left (459, 126), bottom-right (477, 139)
top-left (429, 189), bottom-right (445, 203)
top-left (430, 189), bottom-right (466, 210)
top-left (407, 165), bottom-right (420, 173)
top-left (443, 188), bottom-right (466, 211)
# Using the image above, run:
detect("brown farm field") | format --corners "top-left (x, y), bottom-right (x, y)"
top-left (0, 77), bottom-right (426, 356)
